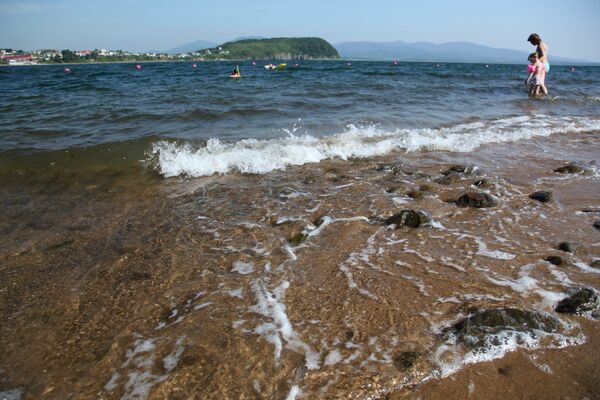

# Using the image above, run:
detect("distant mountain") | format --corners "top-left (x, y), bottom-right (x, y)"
top-left (160, 40), bottom-right (217, 54)
top-left (335, 41), bottom-right (588, 64)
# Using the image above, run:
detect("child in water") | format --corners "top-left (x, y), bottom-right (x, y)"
top-left (525, 53), bottom-right (547, 98)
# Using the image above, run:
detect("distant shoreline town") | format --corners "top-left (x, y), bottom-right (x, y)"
top-left (0, 48), bottom-right (226, 66)
top-left (1, 38), bottom-right (340, 66)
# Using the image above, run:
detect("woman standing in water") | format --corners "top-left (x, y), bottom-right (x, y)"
top-left (527, 33), bottom-right (549, 94)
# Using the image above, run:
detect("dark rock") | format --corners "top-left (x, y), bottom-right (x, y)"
top-left (554, 164), bottom-right (584, 174)
top-left (442, 165), bottom-right (467, 175)
top-left (591, 260), bottom-right (600, 270)
top-left (384, 210), bottom-right (431, 228)
top-left (445, 308), bottom-right (559, 348)
top-left (376, 164), bottom-right (402, 174)
top-left (385, 186), bottom-right (400, 194)
top-left (419, 184), bottom-right (432, 192)
top-left (529, 191), bottom-right (553, 203)
top-left (455, 192), bottom-right (497, 208)
top-left (557, 242), bottom-right (579, 253)
top-left (545, 256), bottom-right (563, 266)
top-left (581, 208), bottom-right (600, 214)
top-left (593, 221), bottom-right (600, 231)
top-left (497, 366), bottom-right (512, 376)
top-left (45, 239), bottom-right (74, 251)
top-left (555, 288), bottom-right (599, 314)
top-left (434, 171), bottom-right (461, 185)
top-left (126, 271), bottom-right (151, 281)
top-left (473, 178), bottom-right (492, 188)
top-left (406, 190), bottom-right (424, 199)
top-left (302, 175), bottom-right (317, 184)
top-left (393, 351), bottom-right (419, 371)
top-left (288, 232), bottom-right (307, 246)
top-left (312, 215), bottom-right (327, 227)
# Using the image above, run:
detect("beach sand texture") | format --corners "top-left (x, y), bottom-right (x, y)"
top-left (1, 129), bottom-right (599, 399)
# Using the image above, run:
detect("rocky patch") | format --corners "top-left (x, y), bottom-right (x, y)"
top-left (472, 178), bottom-right (493, 188)
top-left (557, 242), bottom-right (579, 253)
top-left (529, 191), bottom-right (553, 203)
top-left (545, 256), bottom-right (563, 266)
top-left (444, 308), bottom-right (559, 348)
top-left (442, 164), bottom-right (478, 176)
top-left (434, 172), bottom-right (461, 185)
top-left (455, 192), bottom-right (498, 208)
top-left (554, 164), bottom-right (584, 174)
top-left (555, 288), bottom-right (599, 315)
top-left (288, 232), bottom-right (308, 246)
top-left (406, 190), bottom-right (425, 199)
top-left (384, 210), bottom-right (431, 228)
top-left (393, 351), bottom-right (419, 371)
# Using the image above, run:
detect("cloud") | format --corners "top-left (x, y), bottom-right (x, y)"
top-left (0, 1), bottom-right (64, 15)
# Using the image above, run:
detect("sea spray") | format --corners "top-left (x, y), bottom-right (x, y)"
top-left (149, 115), bottom-right (600, 177)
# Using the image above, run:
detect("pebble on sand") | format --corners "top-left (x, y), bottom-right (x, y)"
top-left (529, 191), bottom-right (553, 203)
top-left (455, 192), bottom-right (497, 208)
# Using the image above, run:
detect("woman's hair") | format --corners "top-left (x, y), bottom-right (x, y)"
top-left (527, 33), bottom-right (541, 44)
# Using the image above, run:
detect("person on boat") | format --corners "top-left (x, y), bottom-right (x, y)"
top-left (231, 65), bottom-right (241, 77)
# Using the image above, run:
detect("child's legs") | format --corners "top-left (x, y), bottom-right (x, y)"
top-left (541, 83), bottom-right (548, 95)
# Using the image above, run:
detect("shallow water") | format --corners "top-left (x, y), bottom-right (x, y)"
top-left (1, 61), bottom-right (599, 399)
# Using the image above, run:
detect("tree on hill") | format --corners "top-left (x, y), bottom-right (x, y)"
top-left (206, 37), bottom-right (339, 60)
top-left (61, 49), bottom-right (78, 63)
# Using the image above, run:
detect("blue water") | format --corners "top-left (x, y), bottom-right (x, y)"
top-left (1, 61), bottom-right (599, 155)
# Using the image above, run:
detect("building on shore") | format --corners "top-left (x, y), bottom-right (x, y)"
top-left (6, 53), bottom-right (36, 65)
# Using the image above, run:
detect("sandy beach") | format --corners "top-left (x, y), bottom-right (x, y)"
top-left (1, 128), bottom-right (599, 399)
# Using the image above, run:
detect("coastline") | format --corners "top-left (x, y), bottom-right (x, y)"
top-left (1, 128), bottom-right (599, 399)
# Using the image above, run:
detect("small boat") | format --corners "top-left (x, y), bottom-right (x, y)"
top-left (264, 64), bottom-right (276, 70)
top-left (276, 63), bottom-right (287, 70)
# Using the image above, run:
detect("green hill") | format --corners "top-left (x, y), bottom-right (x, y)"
top-left (201, 37), bottom-right (340, 60)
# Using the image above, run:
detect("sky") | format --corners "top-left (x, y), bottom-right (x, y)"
top-left (1, 0), bottom-right (599, 61)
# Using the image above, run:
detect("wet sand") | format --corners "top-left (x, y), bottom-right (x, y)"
top-left (1, 130), bottom-right (599, 399)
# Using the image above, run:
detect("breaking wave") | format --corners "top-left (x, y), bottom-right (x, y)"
top-left (149, 115), bottom-right (600, 177)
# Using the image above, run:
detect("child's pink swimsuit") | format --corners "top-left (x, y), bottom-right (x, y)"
top-left (534, 63), bottom-right (546, 85)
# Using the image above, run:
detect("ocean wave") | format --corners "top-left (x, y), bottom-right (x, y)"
top-left (149, 115), bottom-right (600, 177)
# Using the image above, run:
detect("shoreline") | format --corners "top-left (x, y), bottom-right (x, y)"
top-left (3, 58), bottom-right (599, 67)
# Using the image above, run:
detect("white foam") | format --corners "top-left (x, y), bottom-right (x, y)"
top-left (232, 261), bottom-right (254, 275)
top-left (286, 385), bottom-right (302, 400)
top-left (107, 336), bottom-right (185, 400)
top-left (193, 301), bottom-right (212, 310)
top-left (307, 215), bottom-right (370, 237)
top-left (573, 261), bottom-right (600, 274)
top-left (0, 389), bottom-right (23, 400)
top-left (250, 279), bottom-right (320, 370)
top-left (324, 349), bottom-right (343, 366)
top-left (284, 244), bottom-right (297, 261)
top-left (163, 337), bottom-right (186, 371)
top-left (475, 239), bottom-right (516, 260)
top-left (150, 116), bottom-right (600, 177)
top-left (435, 325), bottom-right (584, 378)
top-left (224, 287), bottom-right (244, 298)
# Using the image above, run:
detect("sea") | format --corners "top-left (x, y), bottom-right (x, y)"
top-left (1, 61), bottom-right (599, 399)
